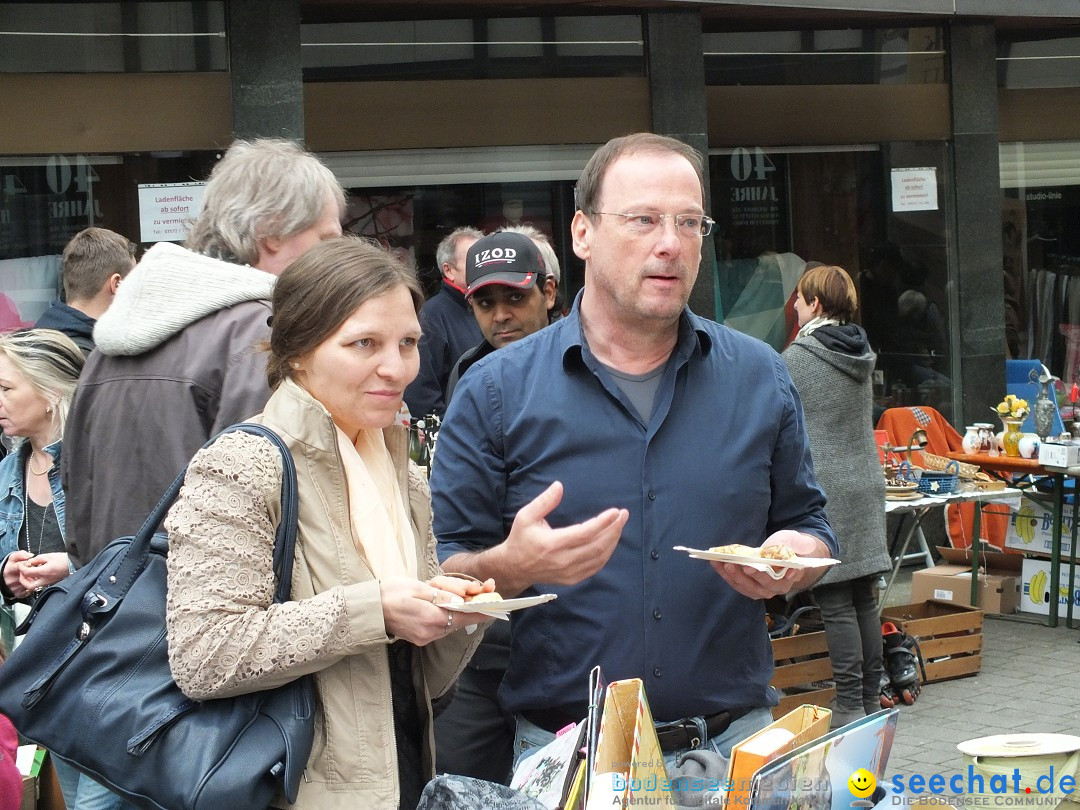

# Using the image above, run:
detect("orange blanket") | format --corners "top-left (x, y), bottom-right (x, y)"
top-left (876, 406), bottom-right (1009, 549)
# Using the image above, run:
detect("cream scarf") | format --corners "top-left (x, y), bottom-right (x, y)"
top-left (335, 426), bottom-right (417, 580)
top-left (796, 315), bottom-right (842, 339)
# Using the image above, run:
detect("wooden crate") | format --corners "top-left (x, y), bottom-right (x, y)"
top-left (769, 630), bottom-right (835, 718)
top-left (880, 600), bottom-right (984, 682)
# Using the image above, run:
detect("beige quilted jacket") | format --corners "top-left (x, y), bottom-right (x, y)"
top-left (164, 378), bottom-right (479, 809)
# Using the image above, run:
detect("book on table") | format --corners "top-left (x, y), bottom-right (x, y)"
top-left (725, 704), bottom-right (832, 809)
top-left (746, 708), bottom-right (900, 810)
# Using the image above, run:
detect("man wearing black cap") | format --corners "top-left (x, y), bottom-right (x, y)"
top-left (435, 229), bottom-right (558, 783)
top-left (445, 231), bottom-right (558, 403)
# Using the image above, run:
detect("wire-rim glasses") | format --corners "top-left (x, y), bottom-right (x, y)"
top-left (589, 211), bottom-right (714, 237)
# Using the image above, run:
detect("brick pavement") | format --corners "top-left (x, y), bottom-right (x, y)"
top-left (882, 570), bottom-right (1080, 786)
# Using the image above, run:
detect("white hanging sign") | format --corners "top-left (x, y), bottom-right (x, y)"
top-left (138, 182), bottom-right (206, 243)
top-left (891, 167), bottom-right (938, 212)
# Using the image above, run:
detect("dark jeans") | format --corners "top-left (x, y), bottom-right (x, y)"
top-left (434, 665), bottom-right (515, 784)
top-left (814, 575), bottom-right (884, 717)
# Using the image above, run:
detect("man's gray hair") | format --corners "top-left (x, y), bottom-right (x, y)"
top-left (435, 226), bottom-right (483, 272)
top-left (498, 223), bottom-right (561, 284)
top-left (186, 138), bottom-right (346, 266)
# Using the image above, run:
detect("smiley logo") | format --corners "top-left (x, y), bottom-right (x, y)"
top-left (848, 768), bottom-right (876, 798)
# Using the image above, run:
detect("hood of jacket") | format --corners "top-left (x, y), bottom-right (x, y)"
top-left (35, 302), bottom-right (95, 342)
top-left (93, 242), bottom-right (275, 357)
top-left (791, 324), bottom-right (876, 384)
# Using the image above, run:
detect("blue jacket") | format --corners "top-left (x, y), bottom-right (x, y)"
top-left (35, 302), bottom-right (95, 357)
top-left (404, 281), bottom-right (482, 420)
top-left (0, 440), bottom-right (66, 562)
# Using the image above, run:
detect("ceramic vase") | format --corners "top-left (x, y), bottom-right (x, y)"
top-left (974, 423), bottom-right (996, 453)
top-left (962, 426), bottom-right (981, 455)
top-left (1002, 418), bottom-right (1025, 457)
top-left (1018, 434), bottom-right (1041, 460)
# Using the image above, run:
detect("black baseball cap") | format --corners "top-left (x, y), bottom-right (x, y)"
top-left (466, 231), bottom-right (547, 296)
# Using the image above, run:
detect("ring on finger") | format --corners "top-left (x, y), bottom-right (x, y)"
top-left (445, 611), bottom-right (453, 628)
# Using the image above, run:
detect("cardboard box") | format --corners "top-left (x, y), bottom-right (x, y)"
top-left (880, 600), bottom-right (983, 682)
top-left (1019, 557), bottom-right (1080, 616)
top-left (1038, 441), bottom-right (1080, 468)
top-left (20, 774), bottom-right (35, 810)
top-left (910, 547), bottom-right (1022, 614)
top-left (14, 748), bottom-right (65, 810)
top-left (1004, 499), bottom-right (1078, 558)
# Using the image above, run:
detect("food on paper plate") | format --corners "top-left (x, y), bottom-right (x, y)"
top-left (465, 591), bottom-right (504, 604)
top-left (760, 545), bottom-right (798, 561)
top-left (708, 543), bottom-right (798, 560)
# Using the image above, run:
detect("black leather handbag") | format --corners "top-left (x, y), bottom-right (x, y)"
top-left (0, 423), bottom-right (315, 810)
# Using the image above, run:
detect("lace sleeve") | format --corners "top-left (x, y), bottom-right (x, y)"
top-left (164, 431), bottom-right (357, 699)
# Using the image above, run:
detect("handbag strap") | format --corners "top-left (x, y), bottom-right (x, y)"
top-left (93, 424), bottom-right (299, 608)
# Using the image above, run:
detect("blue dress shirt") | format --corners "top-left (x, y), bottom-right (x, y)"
top-left (432, 298), bottom-right (836, 722)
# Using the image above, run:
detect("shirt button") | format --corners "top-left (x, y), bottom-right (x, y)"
top-left (650, 550), bottom-right (660, 560)
top-left (648, 491), bottom-right (656, 501)
top-left (653, 667), bottom-right (662, 677)
top-left (653, 608), bottom-right (662, 620)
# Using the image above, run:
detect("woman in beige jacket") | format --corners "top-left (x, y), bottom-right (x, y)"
top-left (163, 238), bottom-right (495, 809)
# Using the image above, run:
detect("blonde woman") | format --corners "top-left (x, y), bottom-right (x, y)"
top-left (0, 328), bottom-right (122, 808)
top-left (0, 329), bottom-right (83, 599)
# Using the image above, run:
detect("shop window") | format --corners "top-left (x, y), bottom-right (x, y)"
top-left (1000, 141), bottom-right (1080, 399)
top-left (703, 26), bottom-right (945, 86)
top-left (339, 179), bottom-right (579, 312)
top-left (300, 15), bottom-right (644, 81)
top-left (998, 32), bottom-right (1080, 89)
top-left (0, 151), bottom-right (216, 326)
top-left (709, 143), bottom-right (955, 422)
top-left (0, 2), bottom-right (226, 73)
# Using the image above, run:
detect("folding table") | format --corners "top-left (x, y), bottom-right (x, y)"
top-left (948, 451), bottom-right (1080, 627)
top-left (881, 487), bottom-right (1022, 612)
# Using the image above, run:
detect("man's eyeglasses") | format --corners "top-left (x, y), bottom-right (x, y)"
top-left (589, 211), bottom-right (715, 237)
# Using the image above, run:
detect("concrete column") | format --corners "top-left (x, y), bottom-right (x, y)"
top-left (949, 21), bottom-right (1005, 426)
top-left (226, 0), bottom-right (303, 141)
top-left (645, 11), bottom-right (716, 319)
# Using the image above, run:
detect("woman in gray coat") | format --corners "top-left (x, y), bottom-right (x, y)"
top-left (783, 265), bottom-right (890, 729)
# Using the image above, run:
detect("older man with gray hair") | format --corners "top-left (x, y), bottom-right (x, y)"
top-left (404, 226), bottom-right (483, 420)
top-left (64, 139), bottom-right (344, 575)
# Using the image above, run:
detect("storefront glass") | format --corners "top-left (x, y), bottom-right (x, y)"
top-left (1000, 141), bottom-right (1080, 394)
top-left (0, 147), bottom-right (584, 327)
top-left (0, 2), bottom-right (226, 73)
top-left (0, 151), bottom-right (216, 326)
top-left (703, 25), bottom-right (945, 86)
top-left (709, 143), bottom-right (955, 422)
top-left (998, 32), bottom-right (1080, 89)
top-left (301, 15), bottom-right (643, 81)
top-left (342, 179), bottom-right (579, 308)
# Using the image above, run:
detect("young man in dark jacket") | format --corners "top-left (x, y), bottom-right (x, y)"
top-left (35, 227), bottom-right (135, 356)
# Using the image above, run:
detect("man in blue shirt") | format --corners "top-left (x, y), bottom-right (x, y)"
top-left (431, 133), bottom-right (837, 764)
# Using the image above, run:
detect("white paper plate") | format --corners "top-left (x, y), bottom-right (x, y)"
top-left (446, 593), bottom-right (557, 616)
top-left (673, 545), bottom-right (840, 580)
